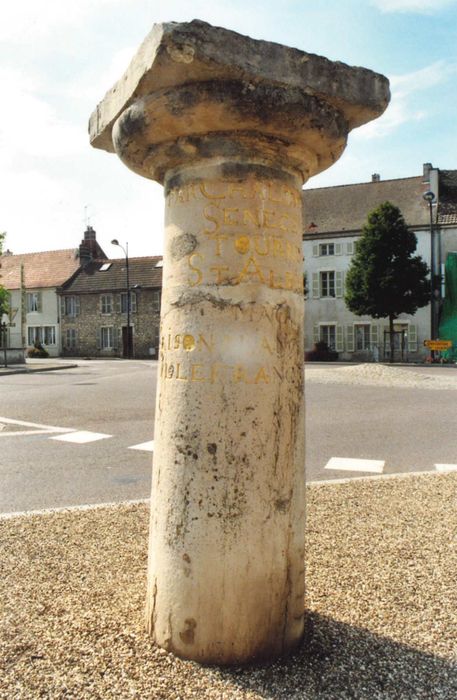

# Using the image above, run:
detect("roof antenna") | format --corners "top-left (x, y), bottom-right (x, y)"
top-left (84, 204), bottom-right (91, 228)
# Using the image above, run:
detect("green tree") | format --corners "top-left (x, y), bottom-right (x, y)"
top-left (0, 232), bottom-right (8, 318)
top-left (345, 202), bottom-right (430, 362)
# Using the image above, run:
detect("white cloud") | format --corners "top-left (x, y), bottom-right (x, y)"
top-left (371, 0), bottom-right (457, 13)
top-left (0, 69), bottom-right (85, 161)
top-left (354, 61), bottom-right (456, 140)
top-left (0, 0), bottom-right (123, 44)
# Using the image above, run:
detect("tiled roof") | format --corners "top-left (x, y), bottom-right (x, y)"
top-left (0, 249), bottom-right (80, 290)
top-left (437, 170), bottom-right (457, 225)
top-left (302, 175), bottom-right (431, 235)
top-left (60, 257), bottom-right (163, 293)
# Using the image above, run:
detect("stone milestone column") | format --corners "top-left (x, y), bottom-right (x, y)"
top-left (89, 20), bottom-right (389, 664)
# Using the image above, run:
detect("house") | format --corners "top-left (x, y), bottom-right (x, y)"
top-left (302, 163), bottom-right (457, 361)
top-left (0, 226), bottom-right (105, 357)
top-left (58, 256), bottom-right (163, 358)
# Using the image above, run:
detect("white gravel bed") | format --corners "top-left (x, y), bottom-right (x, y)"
top-left (2, 473), bottom-right (457, 698)
top-left (305, 363), bottom-right (457, 390)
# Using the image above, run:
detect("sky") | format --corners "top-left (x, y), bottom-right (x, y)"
top-left (1, 0), bottom-right (456, 258)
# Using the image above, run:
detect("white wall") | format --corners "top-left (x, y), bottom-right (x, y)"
top-left (6, 287), bottom-right (61, 357)
top-left (303, 232), bottom-right (432, 361)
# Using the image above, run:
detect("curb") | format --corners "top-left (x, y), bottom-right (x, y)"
top-left (0, 364), bottom-right (78, 376)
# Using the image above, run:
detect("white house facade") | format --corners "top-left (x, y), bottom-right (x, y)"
top-left (303, 163), bottom-right (457, 362)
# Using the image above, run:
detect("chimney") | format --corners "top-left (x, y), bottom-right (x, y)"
top-left (79, 225), bottom-right (98, 265)
top-left (423, 162), bottom-right (433, 180)
top-left (371, 173), bottom-right (380, 182)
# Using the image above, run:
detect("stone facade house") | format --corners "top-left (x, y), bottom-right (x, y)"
top-left (302, 163), bottom-right (457, 362)
top-left (58, 256), bottom-right (163, 358)
top-left (0, 227), bottom-right (105, 357)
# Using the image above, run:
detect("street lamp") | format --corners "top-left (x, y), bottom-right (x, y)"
top-left (111, 239), bottom-right (131, 359)
top-left (422, 191), bottom-right (436, 345)
top-left (1, 313), bottom-right (9, 368)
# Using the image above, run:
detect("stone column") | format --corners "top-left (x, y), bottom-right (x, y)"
top-left (89, 20), bottom-right (389, 665)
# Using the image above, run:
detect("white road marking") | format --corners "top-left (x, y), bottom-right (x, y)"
top-left (435, 463), bottom-right (457, 472)
top-left (324, 457), bottom-right (385, 474)
top-left (0, 415), bottom-right (74, 434)
top-left (50, 430), bottom-right (112, 444)
top-left (128, 440), bottom-right (154, 452)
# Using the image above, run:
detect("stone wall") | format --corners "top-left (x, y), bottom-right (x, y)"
top-left (60, 289), bottom-right (161, 358)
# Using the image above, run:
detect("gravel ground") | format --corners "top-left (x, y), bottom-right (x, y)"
top-left (305, 363), bottom-right (457, 390)
top-left (2, 473), bottom-right (457, 699)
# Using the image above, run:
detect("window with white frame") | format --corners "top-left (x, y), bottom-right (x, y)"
top-left (27, 326), bottom-right (56, 346)
top-left (120, 292), bottom-right (137, 314)
top-left (320, 324), bottom-right (336, 350)
top-left (152, 290), bottom-right (161, 313)
top-left (320, 271), bottom-right (335, 298)
top-left (100, 294), bottom-right (113, 314)
top-left (28, 327), bottom-right (41, 345)
top-left (63, 295), bottom-right (79, 317)
top-left (355, 324), bottom-right (370, 350)
top-left (26, 292), bottom-right (41, 312)
top-left (319, 243), bottom-right (335, 256)
top-left (101, 326), bottom-right (114, 349)
top-left (65, 328), bottom-right (77, 349)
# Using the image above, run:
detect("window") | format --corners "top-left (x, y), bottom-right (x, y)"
top-left (320, 271), bottom-right (335, 298)
top-left (62, 295), bottom-right (79, 317)
top-left (320, 325), bottom-right (336, 350)
top-left (101, 326), bottom-right (114, 349)
top-left (152, 290), bottom-right (161, 313)
top-left (44, 327), bottom-right (56, 345)
top-left (355, 324), bottom-right (370, 350)
top-left (65, 328), bottom-right (77, 349)
top-left (319, 243), bottom-right (335, 256)
top-left (100, 294), bottom-right (113, 314)
top-left (27, 326), bottom-right (56, 345)
top-left (26, 292), bottom-right (41, 312)
top-left (28, 327), bottom-right (41, 345)
top-left (100, 263), bottom-right (112, 271)
top-left (120, 292), bottom-right (137, 314)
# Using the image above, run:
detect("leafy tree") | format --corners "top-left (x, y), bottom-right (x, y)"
top-left (0, 232), bottom-right (8, 318)
top-left (345, 202), bottom-right (430, 362)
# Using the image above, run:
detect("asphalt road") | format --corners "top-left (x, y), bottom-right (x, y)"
top-left (1, 360), bottom-right (456, 514)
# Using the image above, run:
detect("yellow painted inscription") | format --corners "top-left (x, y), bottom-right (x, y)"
top-left (161, 361), bottom-right (272, 385)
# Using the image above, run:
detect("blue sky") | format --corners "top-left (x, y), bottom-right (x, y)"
top-left (1, 0), bottom-right (456, 257)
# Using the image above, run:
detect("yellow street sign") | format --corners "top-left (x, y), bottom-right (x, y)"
top-left (424, 340), bottom-right (453, 351)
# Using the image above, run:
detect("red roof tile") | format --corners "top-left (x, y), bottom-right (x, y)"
top-left (0, 249), bottom-right (81, 290)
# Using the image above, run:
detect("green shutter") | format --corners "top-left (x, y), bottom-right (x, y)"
top-left (346, 325), bottom-right (354, 352)
top-left (346, 241), bottom-right (354, 255)
top-left (312, 244), bottom-right (319, 257)
top-left (408, 324), bottom-right (417, 352)
top-left (336, 325), bottom-right (344, 352)
top-left (60, 297), bottom-right (66, 317)
top-left (335, 271), bottom-right (344, 298)
top-left (335, 243), bottom-right (342, 256)
top-left (130, 292), bottom-right (137, 313)
top-left (312, 273), bottom-right (320, 298)
top-left (313, 324), bottom-right (320, 344)
top-left (36, 292), bottom-right (42, 312)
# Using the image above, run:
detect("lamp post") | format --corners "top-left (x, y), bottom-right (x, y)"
top-left (111, 239), bottom-right (131, 359)
top-left (423, 191), bottom-right (436, 349)
top-left (1, 313), bottom-right (8, 368)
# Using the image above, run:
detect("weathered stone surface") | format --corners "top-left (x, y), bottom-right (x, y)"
top-left (89, 19), bottom-right (389, 666)
top-left (89, 19), bottom-right (389, 177)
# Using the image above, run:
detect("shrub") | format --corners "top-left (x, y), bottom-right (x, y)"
top-left (305, 340), bottom-right (338, 362)
top-left (27, 342), bottom-right (49, 359)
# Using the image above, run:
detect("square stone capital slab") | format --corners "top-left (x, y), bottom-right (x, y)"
top-left (89, 19), bottom-right (390, 156)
